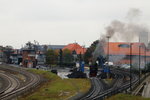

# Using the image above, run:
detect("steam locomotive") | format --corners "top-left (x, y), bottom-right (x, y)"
top-left (89, 55), bottom-right (111, 78)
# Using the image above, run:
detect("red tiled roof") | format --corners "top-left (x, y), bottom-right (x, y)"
top-left (104, 42), bottom-right (150, 56)
top-left (63, 43), bottom-right (86, 54)
top-left (75, 48), bottom-right (87, 54)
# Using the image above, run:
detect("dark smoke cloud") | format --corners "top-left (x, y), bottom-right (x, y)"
top-left (105, 8), bottom-right (149, 43)
top-left (93, 8), bottom-right (149, 63)
top-left (106, 20), bottom-right (149, 43)
top-left (106, 8), bottom-right (149, 43)
top-left (93, 35), bottom-right (106, 61)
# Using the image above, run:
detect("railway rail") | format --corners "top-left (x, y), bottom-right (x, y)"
top-left (81, 78), bottom-right (108, 100)
top-left (80, 68), bottom-right (139, 100)
top-left (0, 65), bottom-right (42, 100)
top-left (132, 73), bottom-right (150, 96)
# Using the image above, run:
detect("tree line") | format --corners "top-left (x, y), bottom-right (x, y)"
top-left (45, 49), bottom-right (74, 67)
top-left (45, 40), bottom-right (100, 66)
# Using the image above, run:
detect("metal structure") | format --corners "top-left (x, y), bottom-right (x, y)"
top-left (130, 43), bottom-right (132, 91)
top-left (139, 45), bottom-right (141, 84)
top-left (144, 47), bottom-right (147, 78)
top-left (106, 36), bottom-right (110, 79)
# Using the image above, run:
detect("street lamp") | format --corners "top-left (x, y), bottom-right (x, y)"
top-left (130, 43), bottom-right (133, 92)
top-left (106, 36), bottom-right (110, 63)
top-left (82, 45), bottom-right (85, 61)
top-left (106, 35), bottom-right (110, 79)
top-left (139, 45), bottom-right (141, 85)
top-left (144, 47), bottom-right (147, 78)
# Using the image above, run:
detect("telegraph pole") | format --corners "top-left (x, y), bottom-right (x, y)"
top-left (106, 36), bottom-right (110, 63)
top-left (130, 43), bottom-right (132, 92)
top-left (106, 35), bottom-right (110, 79)
top-left (139, 46), bottom-right (141, 84)
top-left (59, 49), bottom-right (63, 67)
top-left (145, 47), bottom-right (146, 78)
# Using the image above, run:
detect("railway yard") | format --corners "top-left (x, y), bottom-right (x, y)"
top-left (0, 65), bottom-right (42, 100)
top-left (0, 64), bottom-right (150, 100)
top-left (1, 0), bottom-right (150, 99)
top-left (79, 68), bottom-right (139, 100)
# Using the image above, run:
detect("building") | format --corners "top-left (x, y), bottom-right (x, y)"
top-left (21, 42), bottom-right (37, 67)
top-left (10, 49), bottom-right (22, 64)
top-left (38, 45), bottom-right (66, 51)
top-left (21, 42), bottom-right (47, 67)
top-left (47, 45), bottom-right (66, 50)
top-left (0, 49), bottom-right (4, 63)
top-left (36, 51), bottom-right (46, 65)
top-left (22, 48), bottom-right (36, 67)
top-left (0, 46), bottom-right (14, 63)
top-left (63, 43), bottom-right (86, 55)
top-left (103, 42), bottom-right (150, 68)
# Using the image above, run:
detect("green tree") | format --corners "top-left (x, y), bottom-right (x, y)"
top-left (84, 40), bottom-right (99, 64)
top-left (63, 49), bottom-right (74, 64)
top-left (45, 49), bottom-right (58, 65)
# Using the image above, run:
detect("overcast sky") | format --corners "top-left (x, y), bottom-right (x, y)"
top-left (0, 0), bottom-right (150, 48)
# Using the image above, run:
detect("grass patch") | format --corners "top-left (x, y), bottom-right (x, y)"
top-left (20, 69), bottom-right (90, 100)
top-left (106, 93), bottom-right (150, 100)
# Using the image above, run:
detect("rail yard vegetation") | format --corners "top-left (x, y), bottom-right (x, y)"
top-left (107, 93), bottom-right (150, 100)
top-left (45, 49), bottom-right (74, 67)
top-left (20, 69), bottom-right (90, 100)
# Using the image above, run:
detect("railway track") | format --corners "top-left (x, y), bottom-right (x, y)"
top-left (81, 78), bottom-right (108, 100)
top-left (0, 72), bottom-right (17, 94)
top-left (0, 65), bottom-right (42, 100)
top-left (132, 73), bottom-right (150, 96)
top-left (80, 68), bottom-right (139, 100)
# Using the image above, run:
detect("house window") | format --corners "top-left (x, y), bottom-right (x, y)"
top-left (118, 44), bottom-right (130, 48)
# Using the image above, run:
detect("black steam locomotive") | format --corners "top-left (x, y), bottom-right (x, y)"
top-left (89, 55), bottom-right (111, 78)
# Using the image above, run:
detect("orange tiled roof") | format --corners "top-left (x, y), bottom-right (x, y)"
top-left (104, 42), bottom-right (150, 56)
top-left (63, 43), bottom-right (86, 54)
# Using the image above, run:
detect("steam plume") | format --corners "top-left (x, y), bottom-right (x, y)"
top-left (93, 8), bottom-right (149, 63)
